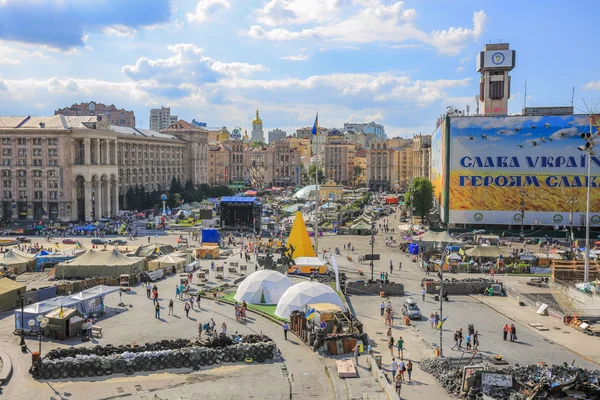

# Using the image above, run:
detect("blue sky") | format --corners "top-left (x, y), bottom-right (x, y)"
top-left (0, 0), bottom-right (599, 138)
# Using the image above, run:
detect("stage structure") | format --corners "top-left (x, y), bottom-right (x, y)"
top-left (219, 196), bottom-right (262, 233)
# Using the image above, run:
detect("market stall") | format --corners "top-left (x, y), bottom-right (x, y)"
top-left (148, 254), bottom-right (187, 271)
top-left (15, 296), bottom-right (80, 331)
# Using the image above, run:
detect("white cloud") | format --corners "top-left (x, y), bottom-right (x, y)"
top-left (281, 54), bottom-right (309, 61)
top-left (248, 1), bottom-right (487, 55)
top-left (456, 66), bottom-right (464, 73)
top-left (187, 0), bottom-right (230, 23)
top-left (0, 41), bottom-right (46, 64)
top-left (102, 25), bottom-right (137, 37)
top-left (584, 81), bottom-right (600, 90)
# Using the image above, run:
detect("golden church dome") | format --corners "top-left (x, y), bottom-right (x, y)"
top-left (252, 109), bottom-right (262, 125)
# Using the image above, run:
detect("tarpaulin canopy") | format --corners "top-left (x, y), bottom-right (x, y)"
top-left (293, 257), bottom-right (328, 267)
top-left (72, 224), bottom-right (98, 232)
top-left (55, 249), bottom-right (145, 279)
top-left (1, 249), bottom-right (35, 272)
top-left (148, 254), bottom-right (187, 271)
top-left (465, 246), bottom-right (512, 258)
top-left (134, 243), bottom-right (175, 258)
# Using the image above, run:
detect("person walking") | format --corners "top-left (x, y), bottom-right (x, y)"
top-left (154, 301), bottom-right (160, 319)
top-left (451, 330), bottom-right (459, 350)
top-left (430, 313), bottom-right (435, 329)
top-left (406, 360), bottom-right (413, 382)
top-left (209, 318), bottom-right (215, 333)
top-left (352, 343), bottom-right (360, 366)
top-left (198, 323), bottom-right (203, 340)
top-left (168, 299), bottom-right (174, 315)
top-left (426, 265), bottom-right (430, 275)
top-left (221, 322), bottom-right (227, 335)
top-left (510, 324), bottom-right (517, 342)
top-left (457, 328), bottom-right (463, 349)
top-left (395, 371), bottom-right (403, 396)
top-left (503, 323), bottom-right (510, 341)
top-left (283, 322), bottom-right (289, 340)
top-left (391, 358), bottom-right (398, 379)
top-left (397, 336), bottom-right (404, 357)
top-left (465, 333), bottom-right (471, 350)
top-left (473, 330), bottom-right (480, 350)
top-left (196, 293), bottom-right (201, 309)
top-left (389, 260), bottom-right (393, 275)
top-left (434, 312), bottom-right (440, 327)
top-left (380, 301), bottom-right (386, 317)
top-left (421, 288), bottom-right (426, 301)
top-left (398, 358), bottom-right (406, 380)
top-left (146, 282), bottom-right (152, 298)
top-left (490, 268), bottom-right (495, 280)
top-left (185, 301), bottom-right (191, 318)
top-left (153, 289), bottom-right (158, 305)
top-left (176, 285), bottom-right (180, 299)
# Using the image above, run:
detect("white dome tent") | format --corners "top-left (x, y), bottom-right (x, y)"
top-left (275, 282), bottom-right (345, 319)
top-left (234, 270), bottom-right (293, 305)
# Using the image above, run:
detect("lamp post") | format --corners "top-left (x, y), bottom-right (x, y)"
top-left (161, 194), bottom-right (167, 216)
top-left (567, 197), bottom-right (577, 246)
top-left (28, 316), bottom-right (47, 357)
top-left (578, 130), bottom-right (595, 283)
top-left (370, 222), bottom-right (375, 281)
top-left (519, 190), bottom-right (525, 241)
top-left (18, 292), bottom-right (25, 347)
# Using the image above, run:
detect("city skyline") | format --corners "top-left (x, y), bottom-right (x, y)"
top-left (0, 1), bottom-right (599, 137)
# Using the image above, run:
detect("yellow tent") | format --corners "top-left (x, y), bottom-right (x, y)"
top-left (286, 211), bottom-right (316, 258)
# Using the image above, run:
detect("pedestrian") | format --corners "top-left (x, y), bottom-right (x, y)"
top-left (391, 358), bottom-right (398, 379)
top-left (380, 301), bottom-right (385, 317)
top-left (198, 323), bottom-right (203, 340)
top-left (196, 293), bottom-right (201, 309)
top-left (451, 330), bottom-right (459, 350)
top-left (421, 288), bottom-right (426, 301)
top-left (146, 282), bottom-right (151, 298)
top-left (176, 285), bottom-right (180, 299)
top-left (473, 330), bottom-right (480, 350)
top-left (153, 289), bottom-right (158, 305)
top-left (385, 272), bottom-right (389, 281)
top-left (389, 260), bottom-right (393, 274)
top-left (430, 313), bottom-right (435, 329)
top-left (458, 328), bottom-right (463, 349)
top-left (397, 336), bottom-right (404, 357)
top-left (388, 335), bottom-right (395, 357)
top-left (502, 323), bottom-right (509, 341)
top-left (185, 301), bottom-right (191, 318)
top-left (465, 333), bottom-right (471, 350)
top-left (210, 318), bottom-right (215, 333)
top-left (189, 293), bottom-right (194, 309)
top-left (395, 371), bottom-right (403, 396)
top-left (491, 268), bottom-right (495, 280)
top-left (386, 327), bottom-right (392, 340)
top-left (510, 324), bottom-right (517, 342)
top-left (283, 321), bottom-right (289, 340)
top-left (426, 265), bottom-right (430, 275)
top-left (189, 272), bottom-right (193, 284)
top-left (179, 284), bottom-right (185, 297)
top-left (221, 322), bottom-right (227, 335)
top-left (406, 360), bottom-right (413, 382)
top-left (155, 301), bottom-right (160, 319)
top-left (168, 299), bottom-right (174, 315)
top-left (398, 261), bottom-right (402, 270)
top-left (434, 312), bottom-right (439, 327)
top-left (352, 343), bottom-right (360, 366)
top-left (398, 358), bottom-right (406, 379)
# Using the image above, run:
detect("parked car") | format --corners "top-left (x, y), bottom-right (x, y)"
top-left (402, 298), bottom-right (422, 320)
top-left (62, 238), bottom-right (76, 244)
top-left (16, 236), bottom-right (31, 243)
top-left (91, 238), bottom-right (108, 245)
top-left (109, 239), bottom-right (127, 246)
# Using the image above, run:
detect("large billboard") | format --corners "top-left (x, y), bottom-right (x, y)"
top-left (430, 121), bottom-right (447, 222)
top-left (446, 114), bottom-right (600, 226)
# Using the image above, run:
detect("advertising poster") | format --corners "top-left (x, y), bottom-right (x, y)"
top-left (447, 115), bottom-right (600, 225)
top-left (430, 121), bottom-right (447, 222)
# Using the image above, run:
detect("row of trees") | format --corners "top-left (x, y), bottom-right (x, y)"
top-left (403, 177), bottom-right (434, 221)
top-left (125, 177), bottom-right (233, 211)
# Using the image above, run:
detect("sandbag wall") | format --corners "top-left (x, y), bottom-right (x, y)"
top-left (32, 336), bottom-right (278, 380)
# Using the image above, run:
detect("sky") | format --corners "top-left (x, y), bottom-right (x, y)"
top-left (0, 0), bottom-right (599, 139)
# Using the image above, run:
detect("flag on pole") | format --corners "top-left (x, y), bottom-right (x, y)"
top-left (311, 113), bottom-right (319, 135)
top-left (54, 243), bottom-right (60, 250)
top-left (59, 305), bottom-right (64, 318)
top-left (436, 316), bottom-right (448, 330)
top-left (75, 241), bottom-right (82, 249)
top-left (305, 307), bottom-right (316, 320)
top-left (331, 255), bottom-right (341, 292)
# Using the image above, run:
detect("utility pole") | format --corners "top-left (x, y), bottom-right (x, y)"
top-left (370, 222), bottom-right (375, 281)
top-left (520, 190), bottom-right (525, 241)
top-left (567, 197), bottom-right (577, 246)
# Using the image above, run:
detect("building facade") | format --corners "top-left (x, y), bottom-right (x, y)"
top-left (366, 138), bottom-right (413, 192)
top-left (322, 138), bottom-right (356, 186)
top-left (251, 110), bottom-right (264, 143)
top-left (343, 121), bottom-right (385, 138)
top-left (149, 107), bottom-right (178, 131)
top-left (296, 127), bottom-right (327, 139)
top-left (0, 115), bottom-right (207, 222)
top-left (55, 102), bottom-right (135, 127)
top-left (412, 134), bottom-right (431, 179)
top-left (268, 128), bottom-right (287, 143)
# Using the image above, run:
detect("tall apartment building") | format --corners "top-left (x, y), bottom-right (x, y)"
top-left (412, 134), bottom-right (431, 179)
top-left (55, 102), bottom-right (135, 127)
top-left (322, 138), bottom-right (356, 186)
top-left (0, 114), bottom-right (207, 222)
top-left (366, 138), bottom-right (413, 192)
top-left (149, 107), bottom-right (178, 131)
top-left (268, 128), bottom-right (287, 143)
top-left (343, 121), bottom-right (385, 138)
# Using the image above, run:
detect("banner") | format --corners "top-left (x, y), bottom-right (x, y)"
top-left (331, 255), bottom-right (340, 292)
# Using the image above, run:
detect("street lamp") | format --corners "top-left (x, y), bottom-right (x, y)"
top-left (370, 222), bottom-right (375, 281)
top-left (18, 292), bottom-right (25, 347)
top-left (28, 316), bottom-right (48, 357)
top-left (578, 131), bottom-right (595, 283)
top-left (161, 194), bottom-right (168, 216)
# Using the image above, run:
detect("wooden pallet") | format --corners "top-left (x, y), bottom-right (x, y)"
top-left (528, 323), bottom-right (550, 331)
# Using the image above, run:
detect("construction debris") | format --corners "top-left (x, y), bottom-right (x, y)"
top-left (420, 357), bottom-right (600, 399)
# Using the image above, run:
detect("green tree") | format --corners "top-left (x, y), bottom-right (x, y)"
top-left (308, 164), bottom-right (325, 184)
top-left (404, 177), bottom-right (434, 222)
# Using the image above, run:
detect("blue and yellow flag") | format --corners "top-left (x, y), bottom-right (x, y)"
top-left (59, 305), bottom-right (64, 318)
top-left (311, 113), bottom-right (318, 136)
top-left (305, 307), bottom-right (316, 320)
top-left (75, 241), bottom-right (82, 249)
top-left (436, 316), bottom-right (448, 330)
top-left (54, 243), bottom-right (60, 250)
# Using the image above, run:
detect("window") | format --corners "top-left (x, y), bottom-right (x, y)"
top-left (17, 138), bottom-right (27, 146)
top-left (33, 159), bottom-right (42, 166)
top-left (18, 149), bottom-right (27, 157)
top-left (18, 190), bottom-right (26, 200)
top-left (34, 191), bottom-right (43, 200)
top-left (48, 170), bottom-right (56, 177)
top-left (2, 149), bottom-right (11, 156)
top-left (1, 138), bottom-right (10, 145)
top-left (34, 180), bottom-right (42, 188)
top-left (3, 191), bottom-right (11, 199)
top-left (32, 138), bottom-right (42, 146)
top-left (17, 159), bottom-right (26, 166)
top-left (49, 191), bottom-right (58, 200)
top-left (47, 138), bottom-right (58, 146)
top-left (33, 149), bottom-right (42, 156)
top-left (48, 149), bottom-right (58, 157)
top-left (18, 180), bottom-right (26, 188)
top-left (48, 160), bottom-right (58, 166)
top-left (2, 170), bottom-right (10, 177)
top-left (32, 170), bottom-right (42, 177)
top-left (2, 159), bottom-right (10, 166)
top-left (48, 180), bottom-right (58, 189)
top-left (3, 180), bottom-right (11, 187)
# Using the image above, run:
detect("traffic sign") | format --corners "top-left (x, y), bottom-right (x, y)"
top-left (364, 254), bottom-right (380, 261)
top-left (319, 322), bottom-right (327, 329)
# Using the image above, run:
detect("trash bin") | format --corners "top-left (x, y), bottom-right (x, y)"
top-left (31, 351), bottom-right (41, 364)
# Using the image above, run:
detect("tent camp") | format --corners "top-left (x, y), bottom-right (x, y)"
top-left (0, 249), bottom-right (35, 273)
top-left (55, 249), bottom-right (146, 279)
top-left (148, 254), bottom-right (187, 271)
top-left (465, 246), bottom-right (513, 258)
top-left (275, 282), bottom-right (345, 319)
top-left (234, 270), bottom-right (293, 304)
top-left (134, 243), bottom-right (175, 258)
top-left (14, 296), bottom-right (81, 331)
top-left (0, 278), bottom-right (26, 313)
top-left (349, 217), bottom-right (372, 235)
top-left (43, 307), bottom-right (84, 340)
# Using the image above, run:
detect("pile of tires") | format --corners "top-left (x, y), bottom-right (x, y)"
top-left (44, 339), bottom-right (192, 360)
top-left (33, 342), bottom-right (278, 380)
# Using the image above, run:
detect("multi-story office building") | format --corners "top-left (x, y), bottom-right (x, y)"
top-left (55, 102), bottom-right (135, 127)
top-left (268, 128), bottom-right (287, 143)
top-left (344, 130), bottom-right (367, 148)
top-left (366, 138), bottom-right (413, 192)
top-left (343, 121), bottom-right (385, 139)
top-left (149, 107), bottom-right (178, 131)
top-left (322, 138), bottom-right (356, 186)
top-left (0, 114), bottom-right (207, 222)
top-left (412, 134), bottom-right (431, 179)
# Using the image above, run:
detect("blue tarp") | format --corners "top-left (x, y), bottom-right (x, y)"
top-left (73, 224), bottom-right (97, 232)
top-left (408, 243), bottom-right (419, 255)
top-left (34, 250), bottom-right (52, 257)
top-left (447, 246), bottom-right (461, 252)
top-left (202, 228), bottom-right (220, 244)
top-left (221, 196), bottom-right (257, 203)
top-left (35, 254), bottom-right (76, 272)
